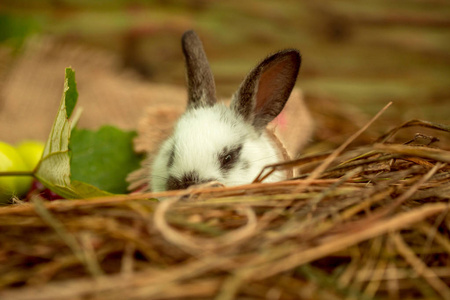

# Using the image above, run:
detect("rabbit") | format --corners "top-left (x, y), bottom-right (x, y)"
top-left (150, 30), bottom-right (304, 192)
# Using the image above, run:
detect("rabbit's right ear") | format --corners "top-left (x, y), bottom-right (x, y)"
top-left (231, 50), bottom-right (301, 133)
top-left (182, 30), bottom-right (217, 109)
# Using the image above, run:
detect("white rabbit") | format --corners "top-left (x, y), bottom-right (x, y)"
top-left (150, 30), bottom-right (303, 191)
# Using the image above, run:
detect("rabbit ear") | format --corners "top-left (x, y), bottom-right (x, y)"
top-left (182, 30), bottom-right (217, 109)
top-left (231, 49), bottom-right (301, 132)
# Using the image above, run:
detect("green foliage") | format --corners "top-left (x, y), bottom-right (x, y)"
top-left (64, 68), bottom-right (78, 119)
top-left (34, 67), bottom-right (79, 198)
top-left (70, 126), bottom-right (143, 194)
top-left (34, 67), bottom-right (142, 199)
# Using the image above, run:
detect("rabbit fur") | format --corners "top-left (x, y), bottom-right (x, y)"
top-left (150, 30), bottom-right (306, 191)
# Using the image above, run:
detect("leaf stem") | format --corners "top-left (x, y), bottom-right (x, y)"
top-left (0, 171), bottom-right (34, 177)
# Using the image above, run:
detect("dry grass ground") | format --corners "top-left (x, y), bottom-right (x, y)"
top-left (0, 1), bottom-right (449, 299)
top-left (0, 112), bottom-right (449, 299)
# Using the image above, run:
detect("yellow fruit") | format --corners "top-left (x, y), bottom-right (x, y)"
top-left (0, 141), bottom-right (33, 203)
top-left (16, 140), bottom-right (45, 170)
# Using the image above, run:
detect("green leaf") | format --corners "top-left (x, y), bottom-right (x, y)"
top-left (34, 67), bottom-right (111, 199)
top-left (70, 126), bottom-right (143, 194)
top-left (64, 68), bottom-right (78, 119)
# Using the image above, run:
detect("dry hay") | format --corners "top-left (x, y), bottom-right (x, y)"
top-left (0, 114), bottom-right (449, 299)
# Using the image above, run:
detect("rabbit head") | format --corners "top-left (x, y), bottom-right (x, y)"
top-left (150, 30), bottom-right (301, 192)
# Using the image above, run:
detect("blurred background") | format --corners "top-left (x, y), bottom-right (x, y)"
top-left (0, 0), bottom-right (449, 149)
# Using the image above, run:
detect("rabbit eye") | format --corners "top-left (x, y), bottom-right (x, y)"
top-left (219, 153), bottom-right (234, 168)
top-left (219, 145), bottom-right (243, 173)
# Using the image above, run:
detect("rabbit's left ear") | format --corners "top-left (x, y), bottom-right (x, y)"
top-left (231, 50), bottom-right (301, 132)
top-left (182, 30), bottom-right (217, 109)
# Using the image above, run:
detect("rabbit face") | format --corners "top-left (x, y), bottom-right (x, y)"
top-left (151, 104), bottom-right (284, 191)
top-left (150, 30), bottom-right (301, 191)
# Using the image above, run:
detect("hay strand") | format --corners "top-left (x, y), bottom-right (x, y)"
top-left (0, 117), bottom-right (449, 299)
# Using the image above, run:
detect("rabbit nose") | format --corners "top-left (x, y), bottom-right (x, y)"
top-left (166, 171), bottom-right (216, 190)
